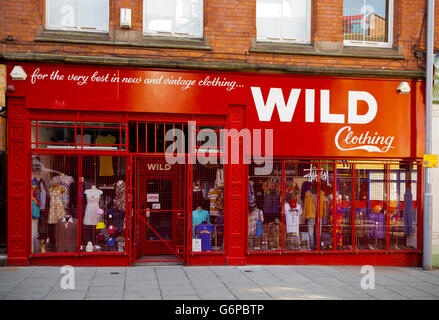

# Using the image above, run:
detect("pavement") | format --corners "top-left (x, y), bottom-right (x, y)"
top-left (0, 265), bottom-right (439, 300)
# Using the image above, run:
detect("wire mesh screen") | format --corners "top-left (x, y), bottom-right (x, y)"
top-left (134, 156), bottom-right (186, 261)
top-left (248, 160), bottom-right (420, 254)
top-left (191, 162), bottom-right (225, 253)
top-left (30, 154), bottom-right (127, 254)
top-left (81, 155), bottom-right (127, 253)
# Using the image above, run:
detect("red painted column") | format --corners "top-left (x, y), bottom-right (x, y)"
top-left (7, 96), bottom-right (30, 266)
top-left (225, 105), bottom-right (246, 265)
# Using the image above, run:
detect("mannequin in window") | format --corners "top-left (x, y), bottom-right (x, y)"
top-left (248, 200), bottom-right (264, 250)
top-left (285, 192), bottom-right (302, 250)
top-left (83, 185), bottom-right (103, 248)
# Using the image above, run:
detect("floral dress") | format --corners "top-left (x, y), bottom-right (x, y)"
top-left (114, 180), bottom-right (126, 211)
top-left (48, 185), bottom-right (66, 224)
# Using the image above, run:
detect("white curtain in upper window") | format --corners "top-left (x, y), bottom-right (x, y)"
top-left (257, 0), bottom-right (309, 42)
top-left (46, 0), bottom-right (109, 31)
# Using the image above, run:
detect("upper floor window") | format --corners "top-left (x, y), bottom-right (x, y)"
top-left (343, 0), bottom-right (393, 47)
top-left (143, 0), bottom-right (203, 38)
top-left (256, 0), bottom-right (311, 44)
top-left (46, 0), bottom-right (109, 32)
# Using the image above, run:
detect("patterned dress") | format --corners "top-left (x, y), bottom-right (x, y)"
top-left (114, 180), bottom-right (126, 211)
top-left (48, 185), bottom-right (66, 224)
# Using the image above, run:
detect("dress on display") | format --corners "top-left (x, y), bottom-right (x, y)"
top-left (83, 187), bottom-right (103, 226)
top-left (48, 184), bottom-right (66, 224)
top-left (51, 174), bottom-right (74, 209)
top-left (114, 180), bottom-right (126, 211)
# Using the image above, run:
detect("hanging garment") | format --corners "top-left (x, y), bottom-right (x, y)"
top-left (285, 202), bottom-right (302, 234)
top-left (39, 179), bottom-right (47, 211)
top-left (403, 188), bottom-right (416, 236)
top-left (192, 209), bottom-right (210, 236)
top-left (303, 191), bottom-right (316, 219)
top-left (263, 192), bottom-right (278, 215)
top-left (55, 216), bottom-right (77, 252)
top-left (83, 187), bottom-right (103, 226)
top-left (48, 185), bottom-right (66, 224)
top-left (51, 174), bottom-right (74, 209)
top-left (31, 177), bottom-right (41, 219)
top-left (248, 208), bottom-right (264, 236)
top-left (97, 134), bottom-right (116, 176)
top-left (114, 180), bottom-right (126, 211)
top-left (208, 188), bottom-right (222, 215)
top-left (329, 196), bottom-right (343, 247)
top-left (300, 181), bottom-right (312, 203)
top-left (194, 223), bottom-right (214, 251)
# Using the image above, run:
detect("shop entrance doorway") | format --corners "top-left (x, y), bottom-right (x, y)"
top-left (132, 156), bottom-right (186, 264)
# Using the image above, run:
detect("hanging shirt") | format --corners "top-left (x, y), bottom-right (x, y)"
top-left (285, 202), bottom-right (302, 234)
top-left (208, 188), bottom-right (221, 215)
top-left (96, 134), bottom-right (116, 176)
top-left (31, 178), bottom-right (40, 219)
top-left (192, 209), bottom-right (210, 236)
top-left (195, 223), bottom-right (214, 251)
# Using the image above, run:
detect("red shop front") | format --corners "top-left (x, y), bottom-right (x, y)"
top-left (6, 62), bottom-right (425, 266)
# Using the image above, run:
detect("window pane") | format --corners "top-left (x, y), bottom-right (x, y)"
top-left (192, 163), bottom-right (225, 252)
top-left (144, 0), bottom-right (202, 37)
top-left (343, 0), bottom-right (389, 43)
top-left (257, 0), bottom-right (309, 42)
top-left (46, 0), bottom-right (108, 31)
top-left (145, 0), bottom-right (173, 33)
top-left (77, 0), bottom-right (108, 30)
top-left (175, 0), bottom-right (202, 36)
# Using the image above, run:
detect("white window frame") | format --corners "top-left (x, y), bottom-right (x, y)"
top-left (45, 0), bottom-right (109, 33)
top-left (143, 0), bottom-right (204, 38)
top-left (256, 0), bottom-right (312, 44)
top-left (343, 0), bottom-right (393, 48)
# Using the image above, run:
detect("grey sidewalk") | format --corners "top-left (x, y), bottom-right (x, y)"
top-left (1, 265), bottom-right (439, 300)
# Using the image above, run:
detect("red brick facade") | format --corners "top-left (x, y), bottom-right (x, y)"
top-left (0, 0), bottom-right (437, 73)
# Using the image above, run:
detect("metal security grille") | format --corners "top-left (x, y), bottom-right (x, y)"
top-left (133, 155), bottom-right (186, 263)
top-left (30, 154), bottom-right (128, 254)
top-left (248, 160), bottom-right (421, 254)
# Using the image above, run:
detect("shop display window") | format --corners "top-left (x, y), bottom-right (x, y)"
top-left (248, 160), bottom-right (420, 254)
top-left (31, 154), bottom-right (127, 254)
top-left (31, 121), bottom-right (126, 150)
top-left (191, 162), bottom-right (225, 253)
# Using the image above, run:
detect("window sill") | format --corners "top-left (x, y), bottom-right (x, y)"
top-left (36, 29), bottom-right (111, 42)
top-left (140, 35), bottom-right (211, 51)
top-left (35, 29), bottom-right (211, 51)
top-left (250, 41), bottom-right (404, 60)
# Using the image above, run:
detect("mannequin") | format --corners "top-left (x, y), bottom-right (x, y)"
top-left (83, 185), bottom-right (103, 248)
top-left (285, 193), bottom-right (302, 250)
top-left (303, 190), bottom-right (316, 249)
top-left (248, 201), bottom-right (264, 250)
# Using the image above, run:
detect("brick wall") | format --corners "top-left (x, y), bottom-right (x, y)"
top-left (0, 0), bottom-right (436, 73)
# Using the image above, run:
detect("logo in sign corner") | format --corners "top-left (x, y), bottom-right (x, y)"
top-left (335, 126), bottom-right (395, 153)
